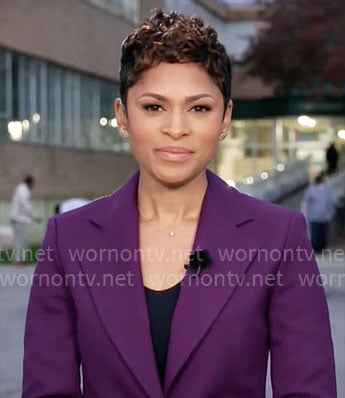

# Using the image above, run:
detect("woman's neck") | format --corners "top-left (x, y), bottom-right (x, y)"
top-left (137, 171), bottom-right (208, 226)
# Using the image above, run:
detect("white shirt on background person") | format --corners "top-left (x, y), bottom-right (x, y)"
top-left (10, 182), bottom-right (33, 224)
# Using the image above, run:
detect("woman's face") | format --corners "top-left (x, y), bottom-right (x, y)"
top-left (115, 62), bottom-right (232, 187)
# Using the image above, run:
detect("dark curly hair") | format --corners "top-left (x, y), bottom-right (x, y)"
top-left (119, 9), bottom-right (232, 112)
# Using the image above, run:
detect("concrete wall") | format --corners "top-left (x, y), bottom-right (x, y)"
top-left (0, 0), bottom-right (163, 82)
top-left (0, 142), bottom-right (138, 200)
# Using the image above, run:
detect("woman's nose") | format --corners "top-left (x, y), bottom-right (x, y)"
top-left (161, 110), bottom-right (190, 138)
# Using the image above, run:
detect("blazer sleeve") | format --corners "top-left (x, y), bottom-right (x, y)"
top-left (22, 218), bottom-right (82, 398)
top-left (268, 212), bottom-right (337, 397)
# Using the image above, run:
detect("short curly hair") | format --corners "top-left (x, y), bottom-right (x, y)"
top-left (119, 9), bottom-right (232, 111)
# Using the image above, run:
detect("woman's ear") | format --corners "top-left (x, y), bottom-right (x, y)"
top-left (221, 100), bottom-right (233, 134)
top-left (114, 99), bottom-right (129, 138)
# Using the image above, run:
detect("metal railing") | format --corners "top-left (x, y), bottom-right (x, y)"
top-left (235, 158), bottom-right (311, 202)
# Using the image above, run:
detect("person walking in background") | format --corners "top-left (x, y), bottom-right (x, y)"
top-left (301, 173), bottom-right (335, 253)
top-left (9, 175), bottom-right (39, 264)
top-left (326, 142), bottom-right (339, 175)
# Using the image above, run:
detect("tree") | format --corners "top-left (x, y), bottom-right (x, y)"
top-left (245, 0), bottom-right (345, 95)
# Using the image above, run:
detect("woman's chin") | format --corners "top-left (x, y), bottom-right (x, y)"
top-left (152, 167), bottom-right (204, 189)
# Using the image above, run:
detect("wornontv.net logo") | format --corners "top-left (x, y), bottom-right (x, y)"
top-left (1, 269), bottom-right (344, 290)
top-left (2, 245), bottom-right (345, 264)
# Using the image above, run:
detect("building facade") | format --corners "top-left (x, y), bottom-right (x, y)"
top-left (0, 0), bottom-right (161, 242)
top-left (1, 0), bottom-right (344, 243)
top-left (0, 0), bottom-right (166, 202)
top-left (164, 0), bottom-right (345, 182)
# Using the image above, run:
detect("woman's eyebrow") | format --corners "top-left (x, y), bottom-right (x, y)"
top-left (138, 93), bottom-right (216, 102)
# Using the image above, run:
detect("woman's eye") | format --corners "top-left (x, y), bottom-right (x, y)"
top-left (192, 105), bottom-right (212, 113)
top-left (143, 104), bottom-right (163, 112)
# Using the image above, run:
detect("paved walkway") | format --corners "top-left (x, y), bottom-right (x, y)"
top-left (0, 255), bottom-right (344, 397)
top-left (0, 265), bottom-right (32, 398)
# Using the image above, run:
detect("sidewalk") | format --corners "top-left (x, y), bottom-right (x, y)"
top-left (0, 265), bottom-right (33, 398)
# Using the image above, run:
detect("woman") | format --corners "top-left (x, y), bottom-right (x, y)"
top-left (22, 10), bottom-right (336, 398)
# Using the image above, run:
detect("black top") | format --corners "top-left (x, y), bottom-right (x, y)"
top-left (144, 282), bottom-right (181, 387)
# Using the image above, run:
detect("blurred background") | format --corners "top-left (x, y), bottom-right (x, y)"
top-left (0, 0), bottom-right (345, 243)
top-left (0, 1), bottom-right (344, 397)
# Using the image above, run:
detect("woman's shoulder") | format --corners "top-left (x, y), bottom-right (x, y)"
top-left (208, 170), bottom-right (300, 225)
top-left (57, 194), bottom-right (113, 220)
top-left (52, 193), bottom-right (121, 236)
top-left (54, 175), bottom-right (138, 226)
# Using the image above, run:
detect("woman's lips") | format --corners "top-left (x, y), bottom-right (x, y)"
top-left (155, 147), bottom-right (194, 162)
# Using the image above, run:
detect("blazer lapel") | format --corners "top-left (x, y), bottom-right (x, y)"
top-left (78, 172), bottom-right (163, 398)
top-left (75, 169), bottom-right (261, 397)
top-left (164, 170), bottom-right (260, 395)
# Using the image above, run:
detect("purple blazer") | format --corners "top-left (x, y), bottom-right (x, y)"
top-left (22, 170), bottom-right (337, 397)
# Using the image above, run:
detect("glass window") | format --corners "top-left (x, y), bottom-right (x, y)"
top-left (2, 51), bottom-right (125, 152)
top-left (0, 51), bottom-right (6, 115)
top-left (280, 116), bottom-right (345, 165)
top-left (219, 118), bottom-right (277, 181)
top-left (0, 50), bottom-right (8, 141)
top-left (98, 80), bottom-right (128, 151)
top-left (47, 64), bottom-right (62, 146)
top-left (0, 50), bottom-right (12, 123)
top-left (80, 75), bottom-right (100, 149)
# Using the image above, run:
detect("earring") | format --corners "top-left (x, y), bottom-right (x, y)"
top-left (220, 133), bottom-right (227, 141)
top-left (119, 127), bottom-right (129, 138)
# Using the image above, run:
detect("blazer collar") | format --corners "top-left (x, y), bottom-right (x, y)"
top-left (88, 170), bottom-right (254, 229)
top-left (81, 169), bottom-right (260, 397)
